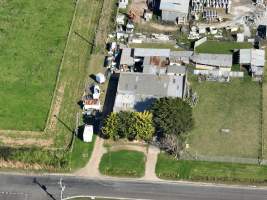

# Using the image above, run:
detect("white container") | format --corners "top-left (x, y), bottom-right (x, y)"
top-left (95, 73), bottom-right (106, 84)
top-left (83, 125), bottom-right (93, 143)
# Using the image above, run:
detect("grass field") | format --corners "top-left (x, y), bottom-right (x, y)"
top-left (262, 47), bottom-right (267, 160)
top-left (188, 77), bottom-right (261, 159)
top-left (52, 0), bottom-right (104, 147)
top-left (195, 41), bottom-right (252, 54)
top-left (156, 153), bottom-right (267, 183)
top-left (0, 0), bottom-right (74, 130)
top-left (0, 0), bottom-right (108, 170)
top-left (99, 150), bottom-right (146, 177)
top-left (70, 135), bottom-right (96, 171)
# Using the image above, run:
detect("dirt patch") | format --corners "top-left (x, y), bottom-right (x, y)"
top-left (47, 84), bottom-right (66, 131)
top-left (95, 0), bottom-right (115, 49)
top-left (0, 159), bottom-right (53, 170)
top-left (0, 130), bottom-right (41, 136)
top-left (0, 135), bottom-right (53, 148)
top-left (149, 22), bottom-right (178, 32)
top-left (129, 0), bottom-right (147, 23)
top-left (108, 144), bottom-right (148, 153)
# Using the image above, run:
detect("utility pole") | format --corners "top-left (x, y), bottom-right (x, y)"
top-left (59, 178), bottom-right (66, 200)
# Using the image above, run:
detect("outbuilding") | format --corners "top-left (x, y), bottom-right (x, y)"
top-left (95, 73), bottom-right (106, 84)
top-left (191, 53), bottom-right (233, 71)
top-left (118, 0), bottom-right (128, 9)
top-left (83, 125), bottom-right (94, 143)
top-left (160, 0), bottom-right (190, 24)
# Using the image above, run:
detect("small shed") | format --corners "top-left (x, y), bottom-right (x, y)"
top-left (83, 125), bottom-right (94, 143)
top-left (93, 85), bottom-right (100, 99)
top-left (236, 33), bottom-right (244, 42)
top-left (83, 99), bottom-right (101, 111)
top-left (116, 14), bottom-right (125, 25)
top-left (118, 0), bottom-right (129, 9)
top-left (95, 73), bottom-right (106, 84)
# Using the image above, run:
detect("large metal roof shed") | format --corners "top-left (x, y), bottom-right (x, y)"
top-left (134, 48), bottom-right (171, 57)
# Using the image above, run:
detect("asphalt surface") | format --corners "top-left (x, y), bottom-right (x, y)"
top-left (0, 173), bottom-right (267, 200)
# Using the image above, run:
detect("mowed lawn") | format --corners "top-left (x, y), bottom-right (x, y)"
top-left (0, 0), bottom-right (74, 130)
top-left (156, 153), bottom-right (267, 183)
top-left (99, 150), bottom-right (146, 177)
top-left (188, 77), bottom-right (261, 158)
top-left (195, 41), bottom-right (252, 54)
top-left (262, 47), bottom-right (267, 159)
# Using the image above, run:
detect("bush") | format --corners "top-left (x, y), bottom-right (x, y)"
top-left (151, 97), bottom-right (193, 137)
top-left (102, 111), bottom-right (155, 141)
top-left (0, 146), bottom-right (68, 169)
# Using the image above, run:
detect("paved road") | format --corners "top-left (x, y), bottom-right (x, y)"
top-left (0, 173), bottom-right (267, 200)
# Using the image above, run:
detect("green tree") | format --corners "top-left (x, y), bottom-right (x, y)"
top-left (101, 111), bottom-right (155, 141)
top-left (117, 111), bottom-right (136, 140)
top-left (151, 97), bottom-right (193, 137)
top-left (134, 111), bottom-right (155, 141)
top-left (102, 113), bottom-right (119, 140)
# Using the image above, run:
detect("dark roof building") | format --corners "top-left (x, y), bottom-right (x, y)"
top-left (113, 72), bottom-right (186, 112)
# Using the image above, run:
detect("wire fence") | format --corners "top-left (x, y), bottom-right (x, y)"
top-left (181, 150), bottom-right (266, 165)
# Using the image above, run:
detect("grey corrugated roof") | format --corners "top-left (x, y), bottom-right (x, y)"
top-left (160, 0), bottom-right (190, 13)
top-left (191, 53), bottom-right (233, 68)
top-left (170, 51), bottom-right (193, 63)
top-left (239, 49), bottom-right (265, 67)
top-left (251, 49), bottom-right (265, 67)
top-left (117, 72), bottom-right (184, 98)
top-left (171, 51), bottom-right (193, 58)
top-left (167, 65), bottom-right (187, 74)
top-left (134, 48), bottom-right (170, 57)
top-left (120, 48), bottom-right (134, 66)
top-left (239, 49), bottom-right (251, 64)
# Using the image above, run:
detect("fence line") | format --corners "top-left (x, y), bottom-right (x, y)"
top-left (194, 70), bottom-right (244, 78)
top-left (181, 151), bottom-right (264, 165)
top-left (44, 0), bottom-right (80, 132)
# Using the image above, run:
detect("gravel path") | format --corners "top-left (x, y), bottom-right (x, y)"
top-left (75, 136), bottom-right (106, 177)
top-left (75, 136), bottom-right (160, 180)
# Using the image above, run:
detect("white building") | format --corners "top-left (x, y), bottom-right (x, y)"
top-left (191, 53), bottom-right (233, 71)
top-left (239, 49), bottom-right (265, 80)
top-left (118, 0), bottom-right (129, 9)
top-left (160, 0), bottom-right (190, 24)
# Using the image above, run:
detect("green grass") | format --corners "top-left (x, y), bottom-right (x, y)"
top-left (262, 47), bottom-right (267, 159)
top-left (99, 150), bottom-right (146, 177)
top-left (53, 0), bottom-right (104, 147)
top-left (0, 0), bottom-right (74, 130)
top-left (129, 43), bottom-right (181, 51)
top-left (0, 0), bottom-right (106, 170)
top-left (156, 153), bottom-right (267, 183)
top-left (70, 135), bottom-right (96, 171)
top-left (195, 41), bottom-right (252, 54)
top-left (188, 77), bottom-right (261, 158)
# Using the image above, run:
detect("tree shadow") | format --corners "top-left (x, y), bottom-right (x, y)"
top-left (33, 178), bottom-right (57, 200)
top-left (54, 115), bottom-right (73, 133)
top-left (89, 74), bottom-right (96, 82)
top-left (102, 74), bottom-right (119, 118)
top-left (77, 125), bottom-right (85, 141)
top-left (134, 97), bottom-right (157, 112)
top-left (77, 100), bottom-right (84, 110)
